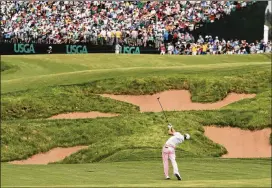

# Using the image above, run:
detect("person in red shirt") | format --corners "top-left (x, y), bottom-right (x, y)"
top-left (160, 44), bottom-right (166, 55)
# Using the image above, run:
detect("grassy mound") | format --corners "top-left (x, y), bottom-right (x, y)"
top-left (1, 86), bottom-right (139, 120)
top-left (1, 113), bottom-right (227, 162)
top-left (1, 69), bottom-right (270, 120)
top-left (2, 103), bottom-right (270, 163)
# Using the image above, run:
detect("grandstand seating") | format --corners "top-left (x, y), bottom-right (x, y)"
top-left (1, 1), bottom-right (270, 55)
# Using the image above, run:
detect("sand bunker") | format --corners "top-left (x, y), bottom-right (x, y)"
top-left (101, 90), bottom-right (256, 112)
top-left (9, 146), bottom-right (88, 165)
top-left (49, 111), bottom-right (119, 119)
top-left (204, 126), bottom-right (271, 158)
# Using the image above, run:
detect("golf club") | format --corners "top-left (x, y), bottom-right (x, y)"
top-left (157, 97), bottom-right (170, 124)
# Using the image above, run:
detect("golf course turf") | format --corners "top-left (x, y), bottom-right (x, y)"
top-left (2, 159), bottom-right (271, 187)
top-left (1, 54), bottom-right (271, 187)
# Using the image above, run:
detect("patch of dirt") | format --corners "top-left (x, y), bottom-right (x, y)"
top-left (9, 146), bottom-right (88, 165)
top-left (204, 126), bottom-right (271, 158)
top-left (101, 90), bottom-right (256, 112)
top-left (48, 111), bottom-right (119, 119)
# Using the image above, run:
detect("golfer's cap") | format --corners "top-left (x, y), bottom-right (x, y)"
top-left (184, 133), bottom-right (190, 140)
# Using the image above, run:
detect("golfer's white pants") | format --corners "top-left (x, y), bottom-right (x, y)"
top-left (162, 146), bottom-right (180, 177)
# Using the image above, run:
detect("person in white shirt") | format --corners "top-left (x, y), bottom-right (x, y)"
top-left (115, 43), bottom-right (122, 54)
top-left (106, 30), bottom-right (112, 44)
top-left (167, 44), bottom-right (174, 55)
top-left (162, 124), bottom-right (190, 180)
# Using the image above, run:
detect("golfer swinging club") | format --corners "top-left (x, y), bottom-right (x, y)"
top-left (162, 123), bottom-right (190, 180)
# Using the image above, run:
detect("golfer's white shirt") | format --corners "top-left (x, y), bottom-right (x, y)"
top-left (165, 132), bottom-right (184, 147)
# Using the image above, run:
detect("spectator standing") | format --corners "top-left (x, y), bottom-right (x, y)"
top-left (115, 43), bottom-right (122, 54)
top-left (160, 44), bottom-right (166, 55)
top-left (167, 43), bottom-right (174, 55)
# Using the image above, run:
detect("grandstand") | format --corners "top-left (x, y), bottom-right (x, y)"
top-left (0, 1), bottom-right (271, 55)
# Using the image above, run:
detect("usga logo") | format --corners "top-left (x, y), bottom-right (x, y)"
top-left (121, 46), bottom-right (140, 54)
top-left (66, 45), bottom-right (88, 54)
top-left (13, 44), bottom-right (36, 54)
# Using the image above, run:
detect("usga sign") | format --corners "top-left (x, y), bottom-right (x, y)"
top-left (13, 44), bottom-right (36, 54)
top-left (121, 46), bottom-right (140, 54)
top-left (66, 45), bottom-right (88, 54)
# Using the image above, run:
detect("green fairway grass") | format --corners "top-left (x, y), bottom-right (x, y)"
top-left (1, 54), bottom-right (270, 94)
top-left (1, 158), bottom-right (271, 187)
top-left (1, 54), bottom-right (271, 187)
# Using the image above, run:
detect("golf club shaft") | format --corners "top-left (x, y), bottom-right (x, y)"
top-left (157, 98), bottom-right (169, 124)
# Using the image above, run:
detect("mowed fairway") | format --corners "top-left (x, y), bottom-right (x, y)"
top-left (2, 159), bottom-right (271, 187)
top-left (1, 54), bottom-right (270, 94)
top-left (1, 54), bottom-right (271, 187)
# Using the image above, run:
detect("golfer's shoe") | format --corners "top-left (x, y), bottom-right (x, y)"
top-left (175, 174), bottom-right (182, 181)
top-left (165, 176), bottom-right (170, 180)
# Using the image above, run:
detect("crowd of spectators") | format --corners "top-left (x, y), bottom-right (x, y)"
top-left (1, 1), bottom-right (256, 45)
top-left (2, 1), bottom-right (270, 55)
top-left (157, 36), bottom-right (271, 55)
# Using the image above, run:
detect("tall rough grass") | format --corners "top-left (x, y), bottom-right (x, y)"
top-left (1, 113), bottom-right (227, 163)
top-left (1, 68), bottom-right (270, 120)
